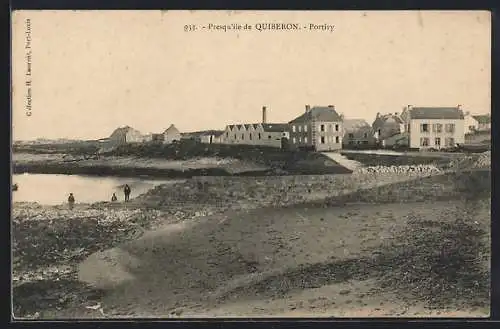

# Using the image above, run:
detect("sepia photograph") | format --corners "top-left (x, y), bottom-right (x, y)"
top-left (11, 10), bottom-right (491, 319)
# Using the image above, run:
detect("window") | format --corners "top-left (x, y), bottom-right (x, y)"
top-left (234, 134), bottom-right (237, 139)
top-left (362, 141), bottom-right (369, 145)
top-left (445, 137), bottom-right (455, 147)
top-left (348, 141), bottom-right (354, 145)
top-left (378, 129), bottom-right (382, 136)
top-left (242, 134), bottom-right (244, 140)
top-left (292, 137), bottom-right (296, 144)
top-left (320, 124), bottom-right (325, 132)
top-left (435, 137), bottom-right (441, 147)
top-left (249, 133), bottom-right (252, 140)
top-left (420, 137), bottom-right (430, 147)
top-left (445, 124), bottom-right (455, 133)
top-left (258, 133), bottom-right (261, 139)
top-left (298, 126), bottom-right (302, 132)
top-left (335, 136), bottom-right (340, 143)
top-left (420, 124), bottom-right (429, 133)
top-left (407, 124), bottom-right (410, 132)
top-left (304, 137), bottom-right (308, 143)
top-left (226, 132), bottom-right (229, 138)
top-left (321, 136), bottom-right (325, 144)
top-left (299, 137), bottom-right (302, 143)
top-left (433, 124), bottom-right (443, 133)
top-left (363, 133), bottom-right (368, 138)
top-left (469, 125), bottom-right (476, 131)
top-left (268, 135), bottom-right (272, 139)
top-left (348, 133), bottom-right (354, 138)
top-left (335, 124), bottom-right (339, 132)
top-left (292, 125), bottom-right (296, 132)
top-left (304, 125), bottom-right (308, 132)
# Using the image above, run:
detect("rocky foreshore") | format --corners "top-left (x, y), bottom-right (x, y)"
top-left (12, 151), bottom-right (491, 318)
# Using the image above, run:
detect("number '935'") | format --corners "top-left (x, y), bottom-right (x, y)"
top-left (184, 24), bottom-right (196, 32)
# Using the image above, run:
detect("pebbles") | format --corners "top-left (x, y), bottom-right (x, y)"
top-left (353, 164), bottom-right (441, 177)
top-left (472, 151), bottom-right (491, 169)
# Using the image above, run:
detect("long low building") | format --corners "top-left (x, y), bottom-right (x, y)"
top-left (221, 123), bottom-right (290, 148)
top-left (220, 106), bottom-right (290, 148)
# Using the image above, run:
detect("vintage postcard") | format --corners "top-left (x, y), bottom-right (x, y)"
top-left (11, 10), bottom-right (491, 319)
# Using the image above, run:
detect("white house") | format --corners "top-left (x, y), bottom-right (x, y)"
top-left (108, 126), bottom-right (144, 146)
top-left (464, 112), bottom-right (479, 134)
top-left (163, 124), bottom-right (181, 144)
top-left (401, 105), bottom-right (465, 150)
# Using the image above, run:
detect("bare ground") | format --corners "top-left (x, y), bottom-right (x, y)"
top-left (12, 169), bottom-right (491, 319)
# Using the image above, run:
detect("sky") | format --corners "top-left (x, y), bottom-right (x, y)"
top-left (12, 10), bottom-right (491, 141)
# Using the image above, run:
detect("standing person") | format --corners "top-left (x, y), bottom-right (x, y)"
top-left (111, 193), bottom-right (117, 202)
top-left (68, 193), bottom-right (75, 210)
top-left (124, 184), bottom-right (131, 202)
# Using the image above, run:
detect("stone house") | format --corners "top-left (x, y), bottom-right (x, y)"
top-left (371, 112), bottom-right (405, 146)
top-left (288, 105), bottom-right (343, 151)
top-left (342, 119), bottom-right (376, 148)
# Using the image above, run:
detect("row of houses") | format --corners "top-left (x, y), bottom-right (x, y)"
top-left (101, 104), bottom-right (490, 152)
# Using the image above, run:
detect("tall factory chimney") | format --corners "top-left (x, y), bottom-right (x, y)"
top-left (262, 106), bottom-right (267, 124)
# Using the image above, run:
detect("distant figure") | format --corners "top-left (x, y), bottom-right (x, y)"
top-left (124, 184), bottom-right (131, 202)
top-left (111, 193), bottom-right (117, 202)
top-left (68, 193), bottom-right (75, 209)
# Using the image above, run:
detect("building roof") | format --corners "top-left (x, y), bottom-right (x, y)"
top-left (199, 130), bottom-right (225, 137)
top-left (262, 123), bottom-right (289, 132)
top-left (410, 107), bottom-right (464, 120)
top-left (472, 114), bottom-right (491, 124)
top-left (372, 113), bottom-right (404, 128)
top-left (289, 106), bottom-right (343, 124)
top-left (110, 125), bottom-right (140, 137)
top-left (164, 124), bottom-right (180, 134)
top-left (343, 119), bottom-right (370, 132)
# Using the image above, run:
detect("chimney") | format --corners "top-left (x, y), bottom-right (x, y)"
top-left (407, 104), bottom-right (412, 110)
top-left (376, 112), bottom-right (381, 118)
top-left (305, 104), bottom-right (310, 113)
top-left (457, 104), bottom-right (462, 109)
top-left (395, 112), bottom-right (399, 116)
top-left (328, 105), bottom-right (334, 108)
top-left (262, 106), bottom-right (267, 124)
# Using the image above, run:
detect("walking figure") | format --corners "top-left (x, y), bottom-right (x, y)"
top-left (111, 193), bottom-right (117, 202)
top-left (68, 193), bottom-right (75, 209)
top-left (124, 184), bottom-right (131, 202)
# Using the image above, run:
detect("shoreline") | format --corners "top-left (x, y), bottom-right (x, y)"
top-left (12, 168), bottom-right (491, 319)
top-left (12, 153), bottom-right (352, 179)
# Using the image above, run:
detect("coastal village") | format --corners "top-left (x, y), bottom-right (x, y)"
top-left (98, 104), bottom-right (491, 153)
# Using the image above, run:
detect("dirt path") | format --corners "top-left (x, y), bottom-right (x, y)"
top-left (321, 152), bottom-right (363, 171)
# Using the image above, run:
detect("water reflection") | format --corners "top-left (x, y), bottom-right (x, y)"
top-left (12, 173), bottom-right (176, 205)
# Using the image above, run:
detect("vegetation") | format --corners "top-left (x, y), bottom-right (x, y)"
top-left (105, 140), bottom-right (351, 174)
top-left (13, 141), bottom-right (101, 156)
